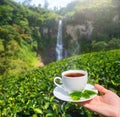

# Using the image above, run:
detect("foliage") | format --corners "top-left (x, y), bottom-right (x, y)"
top-left (0, 49), bottom-right (120, 116)
top-left (69, 90), bottom-right (97, 100)
top-left (0, 0), bottom-right (59, 77)
top-left (58, 0), bottom-right (113, 16)
top-left (0, 5), bottom-right (13, 25)
top-left (0, 25), bottom-right (38, 77)
top-left (91, 38), bottom-right (120, 52)
top-left (62, 0), bottom-right (120, 55)
top-left (108, 38), bottom-right (120, 49)
top-left (92, 41), bottom-right (108, 51)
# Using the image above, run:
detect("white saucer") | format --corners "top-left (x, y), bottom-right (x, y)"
top-left (53, 84), bottom-right (98, 102)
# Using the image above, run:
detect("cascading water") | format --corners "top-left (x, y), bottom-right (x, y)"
top-left (56, 20), bottom-right (63, 60)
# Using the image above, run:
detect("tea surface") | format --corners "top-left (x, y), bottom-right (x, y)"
top-left (65, 73), bottom-right (85, 77)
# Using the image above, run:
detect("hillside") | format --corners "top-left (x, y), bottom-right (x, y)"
top-left (0, 49), bottom-right (120, 116)
top-left (0, 0), bottom-right (60, 77)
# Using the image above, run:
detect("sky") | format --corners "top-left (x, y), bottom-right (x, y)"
top-left (15, 0), bottom-right (75, 9)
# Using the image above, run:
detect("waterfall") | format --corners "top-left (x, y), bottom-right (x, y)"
top-left (56, 20), bottom-right (63, 60)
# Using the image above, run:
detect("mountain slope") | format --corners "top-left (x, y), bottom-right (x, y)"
top-left (0, 0), bottom-right (59, 77)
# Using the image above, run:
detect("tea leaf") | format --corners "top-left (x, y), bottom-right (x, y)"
top-left (82, 90), bottom-right (97, 98)
top-left (69, 90), bottom-right (97, 100)
top-left (84, 90), bottom-right (97, 95)
top-left (69, 91), bottom-right (82, 100)
top-left (33, 108), bottom-right (43, 114)
top-left (82, 91), bottom-right (90, 98)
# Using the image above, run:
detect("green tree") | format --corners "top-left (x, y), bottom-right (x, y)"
top-left (92, 41), bottom-right (108, 51)
top-left (108, 38), bottom-right (120, 50)
top-left (0, 5), bottom-right (13, 25)
top-left (0, 39), bottom-right (4, 57)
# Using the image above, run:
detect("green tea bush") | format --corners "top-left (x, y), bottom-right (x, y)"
top-left (0, 49), bottom-right (120, 117)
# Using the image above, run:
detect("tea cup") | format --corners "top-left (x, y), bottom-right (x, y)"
top-left (54, 70), bottom-right (88, 93)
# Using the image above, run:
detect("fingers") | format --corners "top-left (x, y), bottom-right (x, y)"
top-left (76, 100), bottom-right (91, 108)
top-left (94, 84), bottom-right (108, 94)
top-left (80, 100), bottom-right (91, 106)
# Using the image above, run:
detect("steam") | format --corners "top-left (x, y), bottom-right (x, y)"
top-left (66, 40), bottom-right (80, 70)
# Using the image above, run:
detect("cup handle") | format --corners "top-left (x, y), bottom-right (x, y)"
top-left (54, 77), bottom-right (63, 89)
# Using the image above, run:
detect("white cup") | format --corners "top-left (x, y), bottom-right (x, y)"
top-left (54, 70), bottom-right (88, 93)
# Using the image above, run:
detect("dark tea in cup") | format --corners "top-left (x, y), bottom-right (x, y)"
top-left (64, 73), bottom-right (85, 77)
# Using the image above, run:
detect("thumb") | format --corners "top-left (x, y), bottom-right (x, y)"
top-left (94, 84), bottom-right (108, 94)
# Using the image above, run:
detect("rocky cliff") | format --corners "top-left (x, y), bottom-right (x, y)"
top-left (39, 0), bottom-right (120, 64)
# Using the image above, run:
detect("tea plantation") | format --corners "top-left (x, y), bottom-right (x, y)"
top-left (0, 49), bottom-right (120, 117)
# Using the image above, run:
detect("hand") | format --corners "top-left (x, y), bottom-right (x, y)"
top-left (78, 84), bottom-right (120, 117)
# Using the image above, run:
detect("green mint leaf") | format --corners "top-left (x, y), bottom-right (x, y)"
top-left (82, 91), bottom-right (90, 98)
top-left (84, 90), bottom-right (97, 95)
top-left (69, 90), bottom-right (97, 100)
top-left (69, 91), bottom-right (82, 100)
